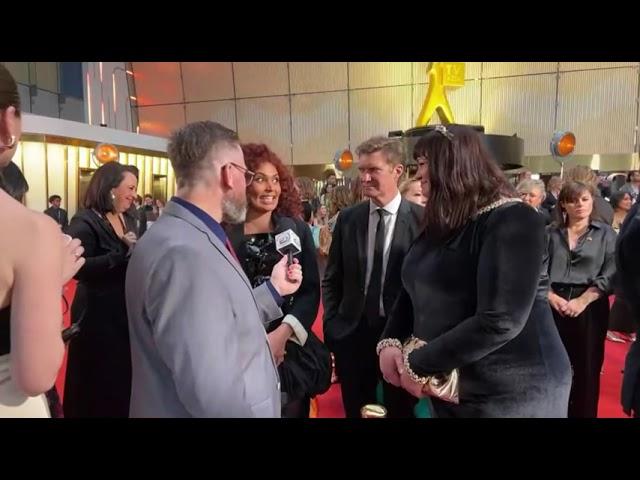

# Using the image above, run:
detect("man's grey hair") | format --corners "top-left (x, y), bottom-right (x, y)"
top-left (547, 176), bottom-right (563, 192)
top-left (516, 179), bottom-right (546, 199)
top-left (167, 121), bottom-right (239, 189)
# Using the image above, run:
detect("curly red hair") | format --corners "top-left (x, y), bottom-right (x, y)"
top-left (241, 143), bottom-right (302, 218)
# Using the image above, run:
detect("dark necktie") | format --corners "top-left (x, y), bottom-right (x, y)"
top-left (224, 237), bottom-right (240, 264)
top-left (365, 208), bottom-right (386, 326)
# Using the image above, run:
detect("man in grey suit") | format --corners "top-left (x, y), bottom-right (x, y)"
top-left (125, 121), bottom-right (302, 417)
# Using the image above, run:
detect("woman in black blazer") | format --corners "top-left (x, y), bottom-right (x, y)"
top-left (64, 162), bottom-right (138, 417)
top-left (226, 143), bottom-right (322, 418)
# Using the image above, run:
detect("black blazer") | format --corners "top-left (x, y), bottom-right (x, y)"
top-left (64, 208), bottom-right (132, 417)
top-left (541, 193), bottom-right (557, 214)
top-left (618, 201), bottom-right (640, 414)
top-left (226, 214), bottom-right (321, 333)
top-left (322, 198), bottom-right (424, 348)
top-left (44, 206), bottom-right (69, 230)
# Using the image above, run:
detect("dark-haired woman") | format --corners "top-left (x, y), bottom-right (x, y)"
top-left (226, 143), bottom-right (325, 418)
top-left (378, 125), bottom-right (571, 418)
top-left (547, 181), bottom-right (617, 417)
top-left (64, 161), bottom-right (138, 417)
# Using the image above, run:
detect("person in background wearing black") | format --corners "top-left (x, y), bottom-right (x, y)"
top-left (517, 178), bottom-right (551, 225)
top-left (122, 165), bottom-right (146, 237)
top-left (619, 170), bottom-right (640, 203)
top-left (44, 195), bottom-right (68, 231)
top-left (607, 191), bottom-right (637, 343)
top-left (618, 199), bottom-right (640, 417)
top-left (542, 176), bottom-right (562, 214)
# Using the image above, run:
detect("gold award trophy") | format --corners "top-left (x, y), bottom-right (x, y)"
top-left (415, 62), bottom-right (465, 126)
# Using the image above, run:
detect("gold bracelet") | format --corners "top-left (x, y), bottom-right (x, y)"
top-left (402, 339), bottom-right (430, 385)
top-left (376, 338), bottom-right (402, 356)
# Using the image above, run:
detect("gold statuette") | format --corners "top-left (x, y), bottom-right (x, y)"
top-left (416, 62), bottom-right (465, 126)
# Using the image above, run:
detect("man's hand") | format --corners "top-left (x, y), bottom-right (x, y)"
top-left (270, 255), bottom-right (302, 296)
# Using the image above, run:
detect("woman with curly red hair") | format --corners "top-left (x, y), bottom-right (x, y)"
top-left (242, 143), bottom-right (302, 218)
top-left (226, 143), bottom-right (329, 418)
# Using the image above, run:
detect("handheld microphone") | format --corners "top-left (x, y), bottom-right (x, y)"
top-left (275, 220), bottom-right (301, 266)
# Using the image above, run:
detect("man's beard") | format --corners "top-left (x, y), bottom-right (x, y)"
top-left (222, 194), bottom-right (247, 224)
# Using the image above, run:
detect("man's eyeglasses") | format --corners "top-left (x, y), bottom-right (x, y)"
top-left (226, 162), bottom-right (255, 184)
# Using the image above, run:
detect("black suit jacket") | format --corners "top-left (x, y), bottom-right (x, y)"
top-left (537, 207), bottom-right (551, 226)
top-left (44, 206), bottom-right (69, 230)
top-left (541, 193), bottom-right (557, 214)
top-left (618, 201), bottom-right (640, 415)
top-left (322, 198), bottom-right (424, 348)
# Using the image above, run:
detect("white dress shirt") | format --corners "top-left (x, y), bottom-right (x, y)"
top-left (365, 191), bottom-right (402, 316)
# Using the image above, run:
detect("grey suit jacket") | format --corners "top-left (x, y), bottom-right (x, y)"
top-left (125, 200), bottom-right (282, 417)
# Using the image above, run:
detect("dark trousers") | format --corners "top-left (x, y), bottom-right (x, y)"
top-left (281, 395), bottom-right (311, 418)
top-left (609, 291), bottom-right (638, 334)
top-left (552, 293), bottom-right (609, 418)
top-left (332, 320), bottom-right (416, 418)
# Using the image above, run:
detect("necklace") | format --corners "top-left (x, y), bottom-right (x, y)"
top-left (475, 197), bottom-right (522, 216)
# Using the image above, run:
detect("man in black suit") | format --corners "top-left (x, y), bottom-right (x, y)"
top-left (322, 136), bottom-right (424, 418)
top-left (618, 200), bottom-right (640, 417)
top-left (542, 176), bottom-right (562, 214)
top-left (43, 194), bottom-right (68, 230)
top-left (121, 165), bottom-right (147, 237)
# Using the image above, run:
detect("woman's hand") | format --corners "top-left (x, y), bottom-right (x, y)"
top-left (548, 292), bottom-right (568, 316)
top-left (399, 369), bottom-right (426, 398)
top-left (267, 323), bottom-right (293, 366)
top-left (379, 346), bottom-right (404, 387)
top-left (61, 234), bottom-right (85, 284)
top-left (122, 231), bottom-right (138, 250)
top-left (561, 297), bottom-right (589, 317)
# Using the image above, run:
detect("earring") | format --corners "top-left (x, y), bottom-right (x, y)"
top-left (0, 135), bottom-right (16, 149)
top-left (111, 192), bottom-right (116, 200)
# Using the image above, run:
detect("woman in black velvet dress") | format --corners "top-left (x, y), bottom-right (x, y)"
top-left (378, 125), bottom-right (572, 418)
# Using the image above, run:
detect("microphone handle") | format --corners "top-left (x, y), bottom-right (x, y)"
top-left (287, 251), bottom-right (293, 266)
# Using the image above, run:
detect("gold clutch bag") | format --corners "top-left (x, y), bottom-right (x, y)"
top-left (402, 336), bottom-right (460, 404)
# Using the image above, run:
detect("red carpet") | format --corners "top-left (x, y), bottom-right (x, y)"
top-left (57, 284), bottom-right (633, 418)
top-left (598, 339), bottom-right (631, 418)
top-left (311, 303), bottom-right (633, 418)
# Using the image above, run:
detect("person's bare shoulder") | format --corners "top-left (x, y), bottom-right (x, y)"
top-left (0, 191), bottom-right (61, 263)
